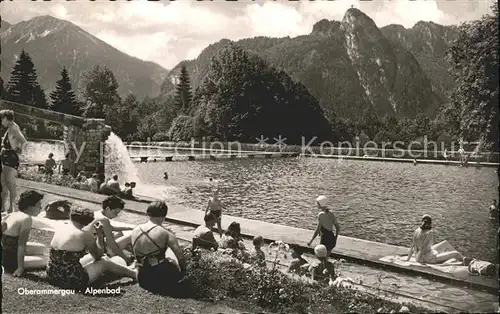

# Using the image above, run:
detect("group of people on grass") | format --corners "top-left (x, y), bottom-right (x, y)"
top-left (48, 154), bottom-right (138, 201)
top-left (0, 188), bottom-right (345, 294)
top-left (2, 193), bottom-right (182, 294)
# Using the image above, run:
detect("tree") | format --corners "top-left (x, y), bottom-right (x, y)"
top-left (173, 65), bottom-right (193, 115)
top-left (81, 65), bottom-right (121, 131)
top-left (167, 115), bottom-right (194, 141)
top-left (188, 44), bottom-right (332, 144)
top-left (50, 67), bottom-right (80, 116)
top-left (116, 94), bottom-right (140, 140)
top-left (0, 77), bottom-right (9, 100)
top-left (358, 108), bottom-right (381, 139)
top-left (7, 50), bottom-right (48, 109)
top-left (447, 3), bottom-right (499, 149)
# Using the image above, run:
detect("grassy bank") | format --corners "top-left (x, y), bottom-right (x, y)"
top-left (2, 229), bottom-right (426, 314)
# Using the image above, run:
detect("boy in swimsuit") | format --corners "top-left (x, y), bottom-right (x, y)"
top-left (81, 196), bottom-right (134, 265)
top-left (44, 153), bottom-right (56, 178)
top-left (309, 244), bottom-right (336, 283)
top-left (205, 188), bottom-right (223, 236)
top-left (251, 236), bottom-right (266, 266)
top-left (288, 245), bottom-right (309, 275)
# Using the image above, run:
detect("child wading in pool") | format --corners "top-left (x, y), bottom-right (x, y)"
top-left (205, 188), bottom-right (223, 237)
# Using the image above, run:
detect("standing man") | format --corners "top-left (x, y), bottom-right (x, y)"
top-left (1, 110), bottom-right (27, 213)
top-left (307, 195), bottom-right (340, 256)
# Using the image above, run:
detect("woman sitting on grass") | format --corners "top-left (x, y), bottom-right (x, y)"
top-left (2, 190), bottom-right (49, 277)
top-left (46, 207), bottom-right (137, 290)
top-left (131, 201), bottom-right (187, 295)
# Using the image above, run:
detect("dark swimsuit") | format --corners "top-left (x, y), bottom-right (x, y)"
top-left (320, 226), bottom-right (337, 253)
top-left (132, 225), bottom-right (181, 295)
top-left (46, 249), bottom-right (89, 290)
top-left (209, 210), bottom-right (221, 219)
top-left (2, 235), bottom-right (19, 273)
top-left (1, 131), bottom-right (19, 170)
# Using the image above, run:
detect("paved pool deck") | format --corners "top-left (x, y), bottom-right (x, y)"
top-left (15, 179), bottom-right (499, 294)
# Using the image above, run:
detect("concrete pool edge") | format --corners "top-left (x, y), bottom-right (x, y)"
top-left (17, 179), bottom-right (499, 295)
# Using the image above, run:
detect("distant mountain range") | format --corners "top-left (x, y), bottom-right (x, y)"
top-left (1, 10), bottom-right (460, 121)
top-left (161, 9), bottom-right (459, 121)
top-left (1, 16), bottom-right (169, 99)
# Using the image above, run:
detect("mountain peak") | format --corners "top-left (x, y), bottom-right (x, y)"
top-left (340, 8), bottom-right (383, 43)
top-left (311, 19), bottom-right (341, 35)
top-left (2, 20), bottom-right (12, 30)
top-left (342, 8), bottom-right (378, 29)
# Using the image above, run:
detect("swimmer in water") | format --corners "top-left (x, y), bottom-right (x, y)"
top-left (209, 178), bottom-right (213, 182)
top-left (489, 200), bottom-right (498, 219)
top-left (205, 188), bottom-right (223, 236)
top-left (163, 172), bottom-right (168, 180)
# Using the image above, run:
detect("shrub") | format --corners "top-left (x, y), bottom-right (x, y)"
top-left (18, 166), bottom-right (91, 191)
top-left (182, 242), bottom-right (423, 314)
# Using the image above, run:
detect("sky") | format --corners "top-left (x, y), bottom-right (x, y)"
top-left (0, 0), bottom-right (495, 70)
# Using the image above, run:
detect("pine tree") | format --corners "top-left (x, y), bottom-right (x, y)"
top-left (50, 67), bottom-right (80, 116)
top-left (81, 65), bottom-right (120, 120)
top-left (7, 49), bottom-right (48, 109)
top-left (173, 65), bottom-right (193, 114)
top-left (0, 77), bottom-right (8, 100)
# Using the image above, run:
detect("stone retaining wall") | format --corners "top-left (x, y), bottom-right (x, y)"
top-left (0, 99), bottom-right (112, 176)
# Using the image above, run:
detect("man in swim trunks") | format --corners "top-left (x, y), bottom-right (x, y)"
top-left (205, 188), bottom-right (223, 236)
top-left (1, 109), bottom-right (27, 213)
top-left (60, 153), bottom-right (73, 175)
top-left (307, 195), bottom-right (340, 255)
top-left (81, 196), bottom-right (133, 265)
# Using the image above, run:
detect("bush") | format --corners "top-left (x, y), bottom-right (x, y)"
top-left (18, 166), bottom-right (91, 191)
top-left (182, 243), bottom-right (422, 314)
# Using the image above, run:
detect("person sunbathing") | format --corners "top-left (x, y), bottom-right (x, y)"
top-left (46, 207), bottom-right (137, 290)
top-left (2, 190), bottom-right (49, 276)
top-left (131, 201), bottom-right (187, 295)
top-left (192, 213), bottom-right (219, 250)
top-left (407, 215), bottom-right (466, 264)
top-left (80, 196), bottom-right (134, 266)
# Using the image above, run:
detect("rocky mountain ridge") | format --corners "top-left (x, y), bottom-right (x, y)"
top-left (1, 15), bottom-right (169, 99)
top-left (162, 8), bottom-right (457, 121)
